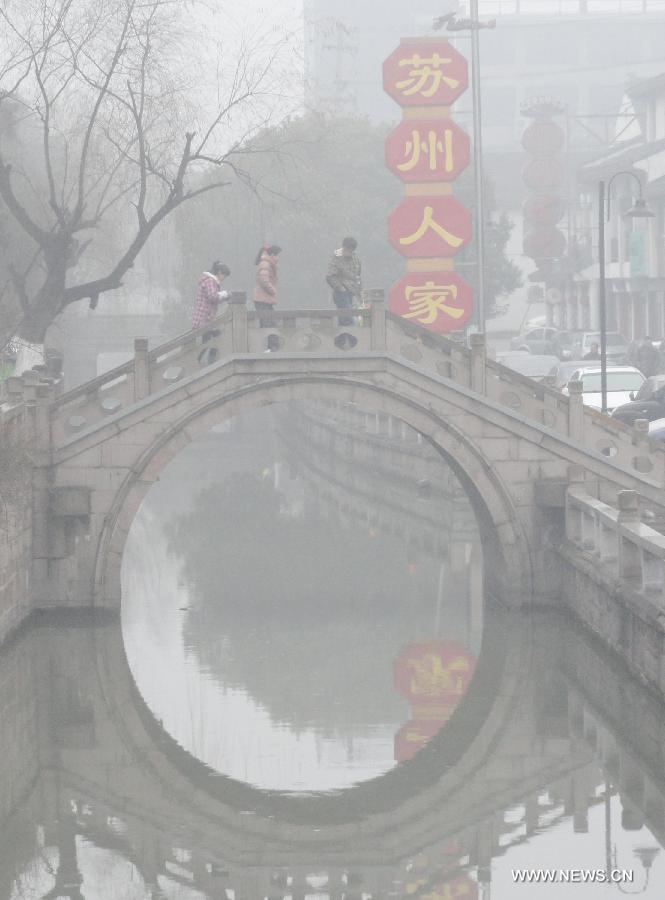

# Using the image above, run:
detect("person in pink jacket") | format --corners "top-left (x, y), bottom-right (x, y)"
top-left (254, 245), bottom-right (281, 326)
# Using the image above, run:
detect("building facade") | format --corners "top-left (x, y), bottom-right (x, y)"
top-left (304, 0), bottom-right (665, 335)
top-left (553, 72), bottom-right (665, 340)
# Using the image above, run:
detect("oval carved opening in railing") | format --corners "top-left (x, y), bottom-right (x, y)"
top-left (295, 332), bottom-right (322, 351)
top-left (100, 398), bottom-right (122, 415)
top-left (265, 334), bottom-right (283, 352)
top-left (633, 456), bottom-right (654, 473)
top-left (597, 440), bottom-right (618, 458)
top-left (500, 391), bottom-right (522, 410)
top-left (400, 343), bottom-right (424, 362)
top-left (197, 347), bottom-right (219, 367)
top-left (67, 415), bottom-right (87, 432)
top-left (334, 333), bottom-right (358, 350)
top-left (162, 366), bottom-right (185, 382)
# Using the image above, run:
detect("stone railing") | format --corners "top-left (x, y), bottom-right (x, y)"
top-left (47, 293), bottom-right (381, 446)
top-left (1, 288), bottom-right (652, 487)
top-left (566, 485), bottom-right (665, 607)
top-left (383, 319), bottom-right (665, 487)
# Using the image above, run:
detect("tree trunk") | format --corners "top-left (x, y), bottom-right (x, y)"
top-left (15, 272), bottom-right (67, 344)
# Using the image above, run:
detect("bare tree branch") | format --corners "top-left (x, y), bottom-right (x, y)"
top-left (0, 157), bottom-right (50, 245)
top-left (0, 0), bottom-right (301, 341)
top-left (72, 0), bottom-right (137, 223)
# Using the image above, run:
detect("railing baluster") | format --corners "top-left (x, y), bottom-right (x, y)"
top-left (133, 338), bottom-right (150, 401)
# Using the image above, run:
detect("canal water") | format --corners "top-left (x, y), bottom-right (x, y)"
top-left (1, 403), bottom-right (664, 898)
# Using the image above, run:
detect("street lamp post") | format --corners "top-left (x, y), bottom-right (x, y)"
top-left (470, 0), bottom-right (486, 335)
top-left (597, 171), bottom-right (654, 414)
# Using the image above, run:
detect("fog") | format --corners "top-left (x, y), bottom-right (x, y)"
top-left (2, 1), bottom-right (665, 897)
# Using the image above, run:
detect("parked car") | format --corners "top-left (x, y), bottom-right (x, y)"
top-left (497, 351), bottom-right (561, 381)
top-left (563, 365), bottom-right (646, 412)
top-left (547, 359), bottom-right (588, 391)
top-left (648, 417), bottom-right (665, 442)
top-left (575, 331), bottom-right (629, 363)
top-left (509, 326), bottom-right (559, 354)
top-left (611, 374), bottom-right (665, 425)
top-left (550, 331), bottom-right (579, 360)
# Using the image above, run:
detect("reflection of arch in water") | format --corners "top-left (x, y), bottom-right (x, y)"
top-left (272, 399), bottom-right (480, 563)
top-left (94, 601), bottom-right (530, 846)
top-left (94, 378), bottom-right (533, 610)
top-left (9, 612), bottom-right (665, 895)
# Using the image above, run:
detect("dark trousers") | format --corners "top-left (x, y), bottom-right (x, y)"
top-left (333, 290), bottom-right (354, 326)
top-left (197, 327), bottom-right (221, 365)
top-left (254, 300), bottom-right (274, 327)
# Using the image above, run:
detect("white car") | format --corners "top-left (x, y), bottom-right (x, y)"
top-left (576, 331), bottom-right (629, 363)
top-left (649, 417), bottom-right (665, 442)
top-left (563, 366), bottom-right (646, 412)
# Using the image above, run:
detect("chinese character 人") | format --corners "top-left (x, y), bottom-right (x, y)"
top-left (399, 205), bottom-right (464, 249)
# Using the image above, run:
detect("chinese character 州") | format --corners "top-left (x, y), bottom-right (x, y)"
top-left (403, 282), bottom-right (465, 326)
top-left (396, 53), bottom-right (460, 99)
top-left (397, 128), bottom-right (455, 173)
top-left (400, 206), bottom-right (464, 249)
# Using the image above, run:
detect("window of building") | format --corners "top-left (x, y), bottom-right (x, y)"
top-left (524, 25), bottom-right (581, 67)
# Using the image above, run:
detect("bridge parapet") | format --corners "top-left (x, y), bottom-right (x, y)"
top-left (24, 290), bottom-right (665, 490)
top-left (566, 486), bottom-right (665, 609)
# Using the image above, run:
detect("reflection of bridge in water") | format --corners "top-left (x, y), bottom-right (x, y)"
top-left (2, 610), bottom-right (665, 898)
top-left (274, 400), bottom-right (479, 563)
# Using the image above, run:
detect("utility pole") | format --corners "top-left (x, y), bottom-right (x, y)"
top-left (433, 4), bottom-right (494, 332)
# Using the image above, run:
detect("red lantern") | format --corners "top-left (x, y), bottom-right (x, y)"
top-left (522, 157), bottom-right (565, 192)
top-left (523, 195), bottom-right (566, 227)
top-left (522, 226), bottom-right (566, 260)
top-left (522, 119), bottom-right (565, 156)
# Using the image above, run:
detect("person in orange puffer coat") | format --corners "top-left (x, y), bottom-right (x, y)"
top-left (254, 245), bottom-right (281, 326)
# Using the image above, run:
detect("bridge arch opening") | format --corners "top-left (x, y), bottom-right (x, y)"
top-left (121, 398), bottom-right (490, 791)
top-left (98, 380), bottom-right (534, 808)
top-left (97, 377), bottom-right (533, 614)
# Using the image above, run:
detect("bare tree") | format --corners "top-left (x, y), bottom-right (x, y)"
top-left (0, 0), bottom-right (298, 343)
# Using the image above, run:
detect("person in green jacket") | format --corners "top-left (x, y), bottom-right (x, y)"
top-left (326, 236), bottom-right (362, 326)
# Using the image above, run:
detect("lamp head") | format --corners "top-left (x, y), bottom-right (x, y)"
top-left (634, 846), bottom-right (660, 870)
top-left (625, 197), bottom-right (655, 219)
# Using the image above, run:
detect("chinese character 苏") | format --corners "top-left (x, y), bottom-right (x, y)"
top-left (396, 53), bottom-right (460, 99)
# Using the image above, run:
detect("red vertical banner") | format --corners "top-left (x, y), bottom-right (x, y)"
top-left (393, 641), bottom-right (476, 762)
top-left (383, 39), bottom-right (473, 335)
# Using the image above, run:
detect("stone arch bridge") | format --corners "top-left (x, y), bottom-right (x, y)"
top-left (2, 292), bottom-right (665, 616)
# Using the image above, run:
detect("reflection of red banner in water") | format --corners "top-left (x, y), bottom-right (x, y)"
top-left (394, 641), bottom-right (476, 763)
top-left (406, 874), bottom-right (479, 900)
